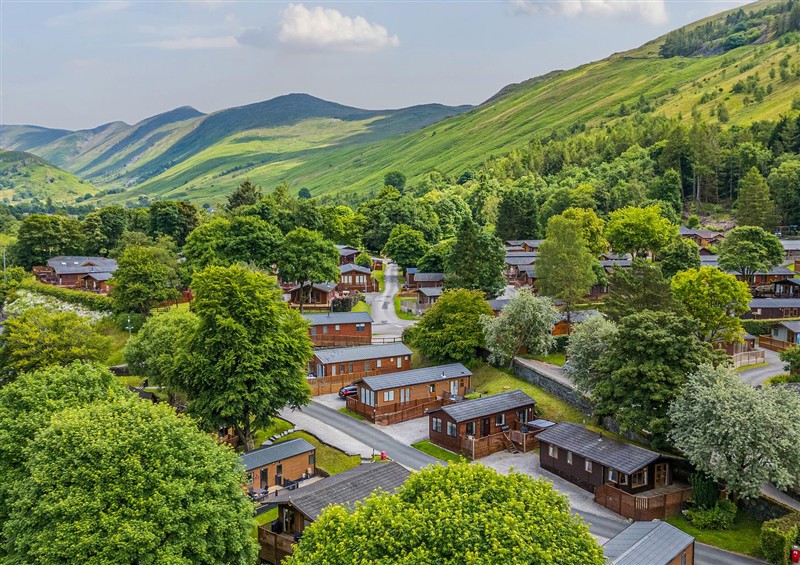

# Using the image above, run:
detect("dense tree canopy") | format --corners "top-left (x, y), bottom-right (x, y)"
top-left (3, 397), bottom-right (258, 564)
top-left (605, 205), bottom-right (677, 258)
top-left (481, 289), bottom-right (559, 367)
top-left (445, 217), bottom-right (505, 298)
top-left (603, 258), bottom-right (675, 321)
top-left (183, 216), bottom-right (283, 271)
top-left (417, 239), bottom-right (454, 273)
top-left (381, 224), bottom-right (429, 271)
top-left (226, 180), bottom-right (262, 211)
top-left (0, 308), bottom-right (112, 381)
top-left (565, 314), bottom-right (617, 393)
top-left (734, 167), bottom-right (777, 230)
top-left (718, 226), bottom-right (784, 282)
top-left (287, 463), bottom-right (605, 565)
top-left (11, 214), bottom-right (85, 269)
top-left (278, 228), bottom-right (339, 313)
top-left (410, 289), bottom-right (494, 364)
top-left (495, 185), bottom-right (540, 241)
top-left (173, 265), bottom-right (312, 451)
top-left (670, 364), bottom-right (800, 499)
top-left (659, 237), bottom-right (701, 278)
top-left (111, 245), bottom-right (181, 314)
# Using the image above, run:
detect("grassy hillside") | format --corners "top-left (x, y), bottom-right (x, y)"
top-left (0, 150), bottom-right (95, 203)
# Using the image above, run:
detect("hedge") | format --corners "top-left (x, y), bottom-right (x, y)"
top-left (18, 279), bottom-right (114, 312)
top-left (761, 512), bottom-right (800, 564)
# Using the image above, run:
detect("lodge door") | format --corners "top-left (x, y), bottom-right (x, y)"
top-left (450, 380), bottom-right (458, 396)
top-left (481, 418), bottom-right (490, 437)
top-left (654, 463), bottom-right (668, 488)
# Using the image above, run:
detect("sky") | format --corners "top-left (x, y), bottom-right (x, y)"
top-left (1, 0), bottom-right (754, 131)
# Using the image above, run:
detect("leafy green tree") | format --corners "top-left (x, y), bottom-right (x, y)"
top-left (495, 185), bottom-right (540, 241)
top-left (226, 179), bottom-right (262, 211)
top-left (298, 187), bottom-right (312, 200)
top-left (223, 216), bottom-right (283, 268)
top-left (124, 308), bottom-right (199, 392)
top-left (536, 215), bottom-right (597, 331)
top-left (182, 218), bottom-right (232, 270)
top-left (768, 160), bottom-right (800, 225)
top-left (11, 214), bottom-right (85, 269)
top-left (565, 314), bottom-right (617, 393)
top-left (670, 364), bottom-right (800, 500)
top-left (659, 237), bottom-right (701, 278)
top-left (604, 258), bottom-right (675, 321)
top-left (734, 167), bottom-right (777, 230)
top-left (0, 363), bottom-right (123, 530)
top-left (445, 217), bottom-right (505, 298)
top-left (780, 346), bottom-right (800, 377)
top-left (149, 200), bottom-right (199, 246)
top-left (384, 170), bottom-right (407, 192)
top-left (318, 205), bottom-right (365, 247)
top-left (605, 205), bottom-right (677, 258)
top-left (110, 245), bottom-right (181, 315)
top-left (718, 226), bottom-right (784, 283)
top-left (647, 169), bottom-right (683, 213)
top-left (560, 207), bottom-right (608, 255)
top-left (671, 267), bottom-right (751, 343)
top-left (359, 187), bottom-right (441, 250)
top-left (417, 239), bottom-right (454, 273)
top-left (0, 308), bottom-right (112, 381)
top-left (3, 396), bottom-right (258, 564)
top-left (595, 311), bottom-right (717, 445)
top-left (174, 265), bottom-right (312, 451)
top-left (481, 289), bottom-right (559, 367)
top-left (411, 289), bottom-right (493, 364)
top-left (355, 251), bottom-right (373, 268)
top-left (82, 206), bottom-right (128, 256)
top-left (278, 228), bottom-right (339, 313)
top-left (286, 463), bottom-right (605, 565)
top-left (381, 224), bottom-right (430, 271)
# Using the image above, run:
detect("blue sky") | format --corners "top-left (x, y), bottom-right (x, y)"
top-left (1, 0), bottom-right (753, 130)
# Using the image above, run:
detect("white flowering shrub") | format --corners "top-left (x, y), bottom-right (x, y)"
top-left (4, 290), bottom-right (111, 323)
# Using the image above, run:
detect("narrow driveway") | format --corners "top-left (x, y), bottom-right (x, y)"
top-left (365, 262), bottom-right (416, 338)
top-left (739, 348), bottom-right (784, 386)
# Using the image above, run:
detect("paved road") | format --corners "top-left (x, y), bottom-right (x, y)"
top-left (300, 399), bottom-right (767, 564)
top-left (739, 347), bottom-right (784, 386)
top-left (365, 262), bottom-right (416, 338)
top-left (297, 400), bottom-right (439, 469)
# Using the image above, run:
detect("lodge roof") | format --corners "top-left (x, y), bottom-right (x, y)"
top-left (335, 245), bottom-right (360, 257)
top-left (413, 272), bottom-right (444, 282)
top-left (678, 226), bottom-right (724, 239)
top-left (339, 264), bottom-right (372, 275)
top-left (290, 281), bottom-right (338, 293)
top-left (239, 438), bottom-right (315, 471)
top-left (272, 462), bottom-right (410, 521)
top-left (749, 298), bottom-right (800, 308)
top-left (430, 389), bottom-right (535, 423)
top-left (313, 343), bottom-right (412, 365)
top-left (536, 422), bottom-right (661, 475)
top-left (46, 256), bottom-right (118, 275)
top-left (417, 287), bottom-right (443, 298)
top-left (359, 363), bottom-right (472, 392)
top-left (603, 520), bottom-right (694, 565)
top-left (302, 312), bottom-right (373, 326)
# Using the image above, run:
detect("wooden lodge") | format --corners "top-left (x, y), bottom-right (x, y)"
top-left (537, 423), bottom-right (690, 520)
top-left (33, 256), bottom-right (117, 293)
top-left (302, 312), bottom-right (372, 347)
top-left (745, 298), bottom-right (800, 319)
top-left (413, 286), bottom-right (443, 314)
top-left (427, 389), bottom-right (539, 459)
top-left (346, 363), bottom-right (472, 425)
top-left (288, 282), bottom-right (337, 307)
top-left (309, 342), bottom-right (412, 380)
top-left (678, 226), bottom-right (724, 248)
top-left (732, 266), bottom-right (796, 288)
top-left (410, 272), bottom-right (444, 289)
top-left (603, 520), bottom-right (695, 565)
top-left (338, 264), bottom-right (377, 293)
top-left (335, 244), bottom-right (360, 266)
top-left (240, 438), bottom-right (316, 500)
top-left (773, 278), bottom-right (800, 298)
top-left (258, 462), bottom-right (410, 564)
top-left (504, 239), bottom-right (543, 253)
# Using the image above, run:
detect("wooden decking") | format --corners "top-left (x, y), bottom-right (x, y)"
top-left (257, 528), bottom-right (295, 564)
top-left (595, 482), bottom-right (692, 521)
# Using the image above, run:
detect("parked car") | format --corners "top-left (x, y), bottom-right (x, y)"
top-left (339, 385), bottom-right (358, 398)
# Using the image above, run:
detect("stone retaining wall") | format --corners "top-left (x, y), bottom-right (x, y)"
top-left (512, 359), bottom-right (593, 416)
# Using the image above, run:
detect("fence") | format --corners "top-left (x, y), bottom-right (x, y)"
top-left (758, 335), bottom-right (791, 352)
top-left (594, 483), bottom-right (692, 521)
top-left (732, 349), bottom-right (766, 368)
top-left (345, 395), bottom-right (444, 425)
top-left (306, 366), bottom-right (404, 396)
top-left (458, 430), bottom-right (540, 459)
top-left (257, 528), bottom-right (295, 564)
top-left (371, 336), bottom-right (404, 345)
top-left (310, 335), bottom-right (372, 348)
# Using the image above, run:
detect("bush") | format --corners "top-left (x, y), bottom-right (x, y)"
top-left (743, 320), bottom-right (776, 337)
top-left (690, 472), bottom-right (720, 510)
top-left (18, 279), bottom-right (113, 312)
top-left (686, 214), bottom-right (701, 228)
top-left (114, 312), bottom-right (146, 334)
top-left (331, 295), bottom-right (359, 312)
top-left (761, 513), bottom-right (800, 564)
top-left (686, 499), bottom-right (738, 530)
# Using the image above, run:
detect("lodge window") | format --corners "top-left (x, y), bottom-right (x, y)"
top-left (548, 445), bottom-right (558, 459)
top-left (619, 474), bottom-right (629, 486)
top-left (276, 464), bottom-right (283, 475)
top-left (310, 327), bottom-right (317, 336)
top-left (429, 384), bottom-right (435, 393)
top-left (384, 390), bottom-right (395, 402)
top-left (322, 326), bottom-right (328, 334)
top-left (399, 388), bottom-right (411, 403)
top-left (349, 363), bottom-right (354, 373)
top-left (432, 417), bottom-right (442, 433)
top-left (495, 414), bottom-right (505, 426)
top-left (365, 361), bottom-right (371, 371)
top-left (465, 422), bottom-right (476, 436)
top-left (340, 364), bottom-right (345, 375)
top-left (447, 422), bottom-right (457, 437)
top-left (356, 323), bottom-right (366, 332)
top-left (567, 451), bottom-right (573, 465)
top-left (632, 469), bottom-right (648, 488)
top-left (335, 324), bottom-right (340, 331)
top-left (309, 453), bottom-right (315, 466)
top-left (585, 461), bottom-right (593, 473)
top-left (377, 359), bottom-right (382, 367)
top-left (608, 469), bottom-right (618, 483)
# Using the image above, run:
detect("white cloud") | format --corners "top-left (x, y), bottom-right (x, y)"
top-left (276, 4), bottom-right (400, 52)
top-left (510, 0), bottom-right (668, 25)
top-left (137, 36), bottom-right (240, 50)
top-left (47, 1), bottom-right (132, 28)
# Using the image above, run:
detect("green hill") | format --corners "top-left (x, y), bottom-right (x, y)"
top-left (2, 0), bottom-right (799, 206)
top-left (0, 150), bottom-right (95, 203)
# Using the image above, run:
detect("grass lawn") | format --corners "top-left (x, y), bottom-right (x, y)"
top-left (118, 376), bottom-right (143, 388)
top-left (252, 507), bottom-right (278, 541)
top-left (666, 513), bottom-right (763, 559)
top-left (372, 269), bottom-right (384, 292)
top-left (394, 294), bottom-right (418, 321)
top-left (735, 362), bottom-right (768, 373)
top-left (351, 301), bottom-right (370, 314)
top-left (338, 407), bottom-right (366, 420)
top-left (526, 352), bottom-right (566, 366)
top-left (274, 431), bottom-right (360, 475)
top-left (470, 363), bottom-right (588, 424)
top-left (411, 439), bottom-right (466, 463)
top-left (252, 418), bottom-right (294, 449)
top-left (95, 319), bottom-right (130, 366)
